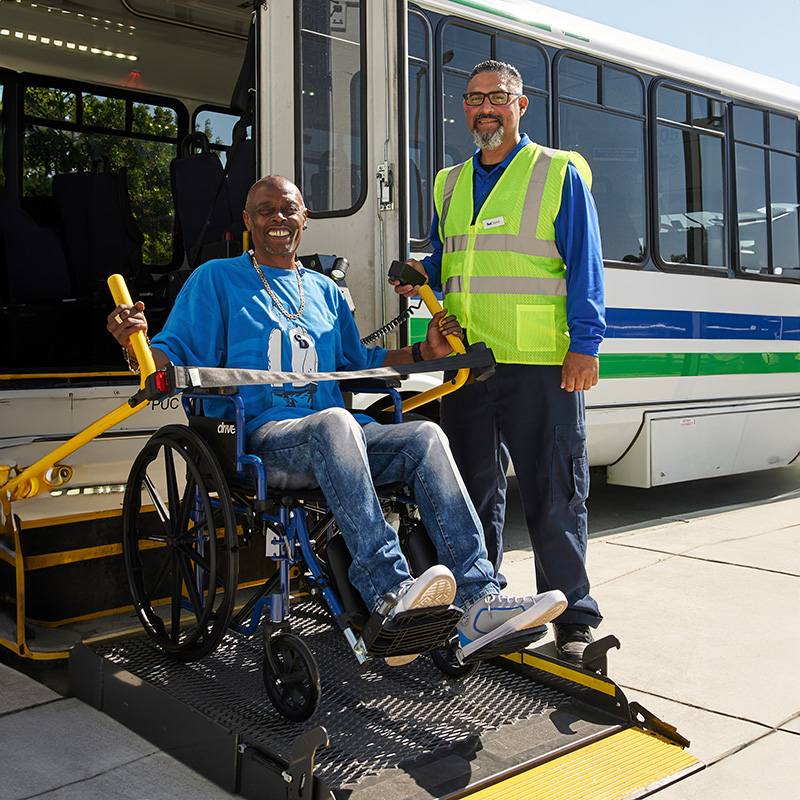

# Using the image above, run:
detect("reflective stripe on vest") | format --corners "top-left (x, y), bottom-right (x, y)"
top-left (444, 274), bottom-right (567, 297)
top-left (439, 147), bottom-right (562, 260)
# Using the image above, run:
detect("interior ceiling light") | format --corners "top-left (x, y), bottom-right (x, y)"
top-left (1, 26), bottom-right (138, 60)
top-left (20, 0), bottom-right (136, 31)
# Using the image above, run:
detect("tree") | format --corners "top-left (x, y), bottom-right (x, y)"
top-left (22, 88), bottom-right (179, 265)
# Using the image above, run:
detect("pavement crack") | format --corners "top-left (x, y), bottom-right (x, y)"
top-left (605, 540), bottom-right (799, 577)
top-left (594, 552), bottom-right (674, 585)
top-left (16, 752), bottom-right (159, 800)
top-left (618, 685), bottom-right (782, 750)
top-left (0, 696), bottom-right (63, 720)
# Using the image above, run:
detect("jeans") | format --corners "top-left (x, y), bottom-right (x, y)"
top-left (440, 364), bottom-right (601, 627)
top-left (247, 407), bottom-right (498, 612)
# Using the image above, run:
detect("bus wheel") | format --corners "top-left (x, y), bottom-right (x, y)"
top-left (122, 425), bottom-right (239, 661)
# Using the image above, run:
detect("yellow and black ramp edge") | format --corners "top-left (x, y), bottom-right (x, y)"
top-left (455, 648), bottom-right (703, 800)
top-left (451, 726), bottom-right (701, 800)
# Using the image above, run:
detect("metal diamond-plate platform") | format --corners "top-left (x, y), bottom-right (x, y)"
top-left (88, 603), bottom-right (617, 798)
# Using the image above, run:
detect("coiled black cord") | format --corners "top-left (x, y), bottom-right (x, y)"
top-left (360, 299), bottom-right (422, 345)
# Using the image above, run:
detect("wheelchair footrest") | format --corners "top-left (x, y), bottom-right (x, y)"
top-left (361, 605), bottom-right (464, 659)
top-left (461, 625), bottom-right (548, 665)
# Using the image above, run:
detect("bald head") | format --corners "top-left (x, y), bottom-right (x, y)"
top-left (245, 175), bottom-right (304, 215)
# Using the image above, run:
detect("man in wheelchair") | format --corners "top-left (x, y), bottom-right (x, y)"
top-left (108, 175), bottom-right (567, 665)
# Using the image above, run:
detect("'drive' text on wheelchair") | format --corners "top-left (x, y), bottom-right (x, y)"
top-left (107, 175), bottom-right (566, 721)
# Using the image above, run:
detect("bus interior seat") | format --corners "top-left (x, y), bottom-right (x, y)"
top-left (0, 190), bottom-right (72, 303)
top-left (225, 134), bottom-right (256, 225)
top-left (52, 156), bottom-right (144, 295)
top-left (170, 131), bottom-right (247, 268)
top-left (169, 16), bottom-right (254, 271)
top-left (0, 190), bottom-right (96, 369)
top-left (227, 14), bottom-right (256, 218)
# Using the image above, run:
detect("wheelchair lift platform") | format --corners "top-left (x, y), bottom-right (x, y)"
top-left (69, 603), bottom-right (701, 800)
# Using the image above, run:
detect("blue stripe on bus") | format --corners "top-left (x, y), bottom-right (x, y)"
top-left (605, 309), bottom-right (800, 340)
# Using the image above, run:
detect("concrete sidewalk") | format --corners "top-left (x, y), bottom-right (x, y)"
top-left (0, 664), bottom-right (237, 799)
top-left (505, 491), bottom-right (800, 799)
top-left (2, 490), bottom-right (798, 799)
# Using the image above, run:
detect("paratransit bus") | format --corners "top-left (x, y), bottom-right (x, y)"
top-left (0, 1), bottom-right (797, 798)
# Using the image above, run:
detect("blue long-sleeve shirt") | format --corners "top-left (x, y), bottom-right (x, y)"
top-left (420, 134), bottom-right (606, 357)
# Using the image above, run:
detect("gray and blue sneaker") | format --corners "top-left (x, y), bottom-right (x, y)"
top-left (456, 590), bottom-right (567, 659)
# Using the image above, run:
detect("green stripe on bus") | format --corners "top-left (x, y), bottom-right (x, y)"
top-left (600, 352), bottom-right (800, 378)
top-left (409, 317), bottom-right (429, 343)
top-left (401, 343), bottom-right (799, 376)
top-left (402, 337), bottom-right (798, 377)
top-left (449, 0), bottom-right (552, 31)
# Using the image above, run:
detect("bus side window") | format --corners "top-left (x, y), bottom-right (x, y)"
top-left (557, 56), bottom-right (646, 266)
top-left (654, 84), bottom-right (727, 272)
top-left (409, 9), bottom-right (433, 243)
top-left (733, 105), bottom-right (800, 280)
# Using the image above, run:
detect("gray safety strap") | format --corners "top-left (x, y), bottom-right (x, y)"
top-left (167, 348), bottom-right (494, 390)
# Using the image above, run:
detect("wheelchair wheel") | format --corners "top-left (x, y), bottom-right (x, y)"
top-left (122, 425), bottom-right (239, 662)
top-left (430, 637), bottom-right (479, 679)
top-left (263, 632), bottom-right (321, 722)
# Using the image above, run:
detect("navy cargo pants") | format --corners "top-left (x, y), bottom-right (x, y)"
top-left (440, 363), bottom-right (601, 627)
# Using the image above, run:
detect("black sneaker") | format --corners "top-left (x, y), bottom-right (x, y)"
top-left (554, 622), bottom-right (593, 665)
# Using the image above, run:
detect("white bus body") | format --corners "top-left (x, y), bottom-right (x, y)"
top-left (0, 0), bottom-right (797, 533)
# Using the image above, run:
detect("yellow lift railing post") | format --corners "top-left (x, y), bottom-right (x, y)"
top-left (1, 276), bottom-right (155, 506)
top-left (394, 283), bottom-right (473, 414)
top-left (0, 276), bottom-right (156, 658)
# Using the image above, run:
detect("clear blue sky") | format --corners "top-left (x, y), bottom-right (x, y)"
top-left (533, 0), bottom-right (800, 85)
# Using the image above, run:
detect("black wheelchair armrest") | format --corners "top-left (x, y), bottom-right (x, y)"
top-left (338, 377), bottom-right (402, 391)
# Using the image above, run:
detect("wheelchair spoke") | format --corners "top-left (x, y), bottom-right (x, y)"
top-left (170, 556), bottom-right (183, 641)
top-left (174, 471), bottom-right (198, 540)
top-left (175, 516), bottom-right (210, 546)
top-left (141, 546), bottom-right (173, 603)
top-left (175, 538), bottom-right (213, 577)
top-left (163, 445), bottom-right (181, 523)
top-left (141, 472), bottom-right (171, 539)
top-left (175, 546), bottom-right (209, 624)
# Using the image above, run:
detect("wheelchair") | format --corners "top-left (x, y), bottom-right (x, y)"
top-left (120, 380), bottom-right (496, 722)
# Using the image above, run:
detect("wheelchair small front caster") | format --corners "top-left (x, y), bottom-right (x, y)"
top-left (262, 631), bottom-right (321, 722)
top-left (430, 636), bottom-right (479, 679)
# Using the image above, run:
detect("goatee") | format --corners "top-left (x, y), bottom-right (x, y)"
top-left (473, 123), bottom-right (504, 150)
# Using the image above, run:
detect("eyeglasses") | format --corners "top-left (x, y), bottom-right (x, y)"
top-left (463, 91), bottom-right (523, 106)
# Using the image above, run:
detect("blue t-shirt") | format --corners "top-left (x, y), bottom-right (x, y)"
top-left (152, 253), bottom-right (388, 435)
top-left (422, 134), bottom-right (606, 357)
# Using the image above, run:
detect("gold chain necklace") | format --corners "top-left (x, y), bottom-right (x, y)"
top-left (249, 250), bottom-right (305, 320)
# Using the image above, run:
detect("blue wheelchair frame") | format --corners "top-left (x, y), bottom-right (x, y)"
top-left (183, 383), bottom-right (437, 664)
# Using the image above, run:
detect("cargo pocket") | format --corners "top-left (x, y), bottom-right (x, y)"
top-left (552, 423), bottom-right (588, 511)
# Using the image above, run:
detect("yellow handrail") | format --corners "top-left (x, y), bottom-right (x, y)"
top-left (107, 273), bottom-right (156, 385)
top-left (397, 284), bottom-right (471, 413)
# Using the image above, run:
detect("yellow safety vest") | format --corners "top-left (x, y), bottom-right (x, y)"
top-left (436, 143), bottom-right (591, 365)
